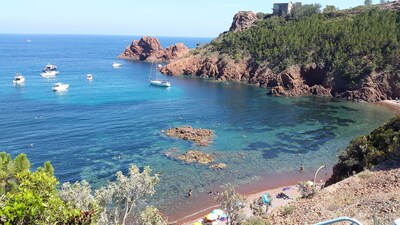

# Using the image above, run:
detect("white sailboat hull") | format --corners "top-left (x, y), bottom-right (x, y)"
top-left (150, 80), bottom-right (170, 87)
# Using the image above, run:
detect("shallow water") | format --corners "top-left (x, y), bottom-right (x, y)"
top-left (0, 34), bottom-right (395, 216)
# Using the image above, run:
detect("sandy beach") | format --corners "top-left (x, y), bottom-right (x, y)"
top-left (166, 168), bottom-right (329, 225)
top-left (376, 100), bottom-right (400, 114)
top-left (174, 184), bottom-right (301, 225)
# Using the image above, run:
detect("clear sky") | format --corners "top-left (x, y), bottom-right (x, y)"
top-left (0, 0), bottom-right (367, 37)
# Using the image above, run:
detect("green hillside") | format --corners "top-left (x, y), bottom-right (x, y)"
top-left (211, 5), bottom-right (400, 84)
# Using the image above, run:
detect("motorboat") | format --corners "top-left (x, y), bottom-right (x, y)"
top-left (40, 70), bottom-right (58, 78)
top-left (87, 74), bottom-right (93, 80)
top-left (52, 82), bottom-right (69, 91)
top-left (112, 62), bottom-right (122, 68)
top-left (149, 64), bottom-right (171, 87)
top-left (42, 64), bottom-right (60, 75)
top-left (13, 73), bottom-right (25, 84)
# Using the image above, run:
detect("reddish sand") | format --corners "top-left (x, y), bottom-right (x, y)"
top-left (167, 169), bottom-right (330, 225)
top-left (376, 100), bottom-right (400, 115)
top-left (179, 184), bottom-right (301, 225)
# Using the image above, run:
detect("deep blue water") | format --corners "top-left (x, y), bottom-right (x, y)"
top-left (0, 34), bottom-right (395, 215)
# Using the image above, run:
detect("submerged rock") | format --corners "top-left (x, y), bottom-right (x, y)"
top-left (209, 163), bottom-right (227, 170)
top-left (177, 150), bottom-right (214, 164)
top-left (164, 126), bottom-right (213, 146)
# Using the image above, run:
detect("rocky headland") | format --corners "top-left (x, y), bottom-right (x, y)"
top-left (118, 36), bottom-right (189, 62)
top-left (163, 126), bottom-right (213, 147)
top-left (160, 4), bottom-right (400, 102)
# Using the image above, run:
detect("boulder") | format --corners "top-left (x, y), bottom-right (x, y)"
top-left (229, 11), bottom-right (258, 32)
top-left (118, 36), bottom-right (189, 62)
top-left (268, 86), bottom-right (287, 96)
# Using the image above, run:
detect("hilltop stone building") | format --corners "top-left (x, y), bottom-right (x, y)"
top-left (273, 1), bottom-right (293, 16)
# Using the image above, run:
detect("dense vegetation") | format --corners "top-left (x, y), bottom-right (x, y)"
top-left (327, 116), bottom-right (400, 185)
top-left (0, 152), bottom-right (166, 225)
top-left (0, 152), bottom-right (85, 224)
top-left (211, 5), bottom-right (400, 83)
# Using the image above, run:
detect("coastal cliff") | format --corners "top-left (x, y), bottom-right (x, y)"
top-left (161, 3), bottom-right (400, 102)
top-left (118, 36), bottom-right (189, 62)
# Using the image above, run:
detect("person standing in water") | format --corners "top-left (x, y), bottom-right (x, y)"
top-left (188, 189), bottom-right (192, 197)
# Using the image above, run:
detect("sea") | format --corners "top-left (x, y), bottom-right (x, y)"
top-left (0, 34), bottom-right (395, 219)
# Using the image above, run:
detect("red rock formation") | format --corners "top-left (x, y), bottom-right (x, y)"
top-left (159, 9), bottom-right (400, 102)
top-left (118, 36), bottom-right (189, 62)
top-left (229, 11), bottom-right (258, 32)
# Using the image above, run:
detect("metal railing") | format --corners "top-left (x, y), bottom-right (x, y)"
top-left (313, 217), bottom-right (363, 225)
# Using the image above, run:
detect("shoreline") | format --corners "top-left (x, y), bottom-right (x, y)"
top-left (167, 169), bottom-right (328, 224)
top-left (375, 100), bottom-right (400, 115)
top-left (176, 183), bottom-right (302, 225)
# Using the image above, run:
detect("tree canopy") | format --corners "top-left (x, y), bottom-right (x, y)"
top-left (210, 8), bottom-right (400, 83)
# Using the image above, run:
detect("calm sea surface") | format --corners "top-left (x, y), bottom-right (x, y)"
top-left (0, 34), bottom-right (395, 216)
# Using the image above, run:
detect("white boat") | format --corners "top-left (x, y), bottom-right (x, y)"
top-left (149, 64), bottom-right (171, 87)
top-left (87, 74), bottom-right (93, 80)
top-left (150, 80), bottom-right (171, 87)
top-left (52, 82), bottom-right (69, 91)
top-left (112, 62), bottom-right (121, 68)
top-left (40, 71), bottom-right (58, 77)
top-left (13, 73), bottom-right (25, 84)
top-left (42, 64), bottom-right (60, 75)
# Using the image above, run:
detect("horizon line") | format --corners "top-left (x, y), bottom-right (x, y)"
top-left (0, 32), bottom-right (216, 39)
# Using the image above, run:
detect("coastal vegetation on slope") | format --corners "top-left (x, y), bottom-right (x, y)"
top-left (161, 2), bottom-right (400, 102)
top-left (0, 152), bottom-right (167, 225)
top-left (327, 115), bottom-right (400, 185)
top-left (212, 8), bottom-right (400, 82)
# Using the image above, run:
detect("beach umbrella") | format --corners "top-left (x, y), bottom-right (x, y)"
top-left (262, 193), bottom-right (271, 204)
top-left (205, 213), bottom-right (218, 221)
top-left (211, 209), bottom-right (225, 217)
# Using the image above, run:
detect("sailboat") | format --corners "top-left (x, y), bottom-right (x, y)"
top-left (149, 63), bottom-right (171, 87)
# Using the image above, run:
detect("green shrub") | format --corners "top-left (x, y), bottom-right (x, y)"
top-left (327, 116), bottom-right (400, 184)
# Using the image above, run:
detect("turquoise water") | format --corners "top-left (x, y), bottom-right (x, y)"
top-left (0, 34), bottom-right (395, 216)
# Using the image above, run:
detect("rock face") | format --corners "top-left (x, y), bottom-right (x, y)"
top-left (161, 48), bottom-right (400, 102)
top-left (163, 126), bottom-right (213, 146)
top-left (229, 11), bottom-right (258, 32)
top-left (118, 36), bottom-right (189, 62)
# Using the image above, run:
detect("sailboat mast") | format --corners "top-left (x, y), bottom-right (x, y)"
top-left (149, 62), bottom-right (153, 81)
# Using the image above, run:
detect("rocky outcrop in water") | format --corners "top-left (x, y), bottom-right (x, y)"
top-left (118, 36), bottom-right (189, 62)
top-left (163, 126), bottom-right (213, 146)
top-left (229, 11), bottom-right (258, 32)
top-left (176, 150), bottom-right (214, 164)
top-left (209, 163), bottom-right (227, 170)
